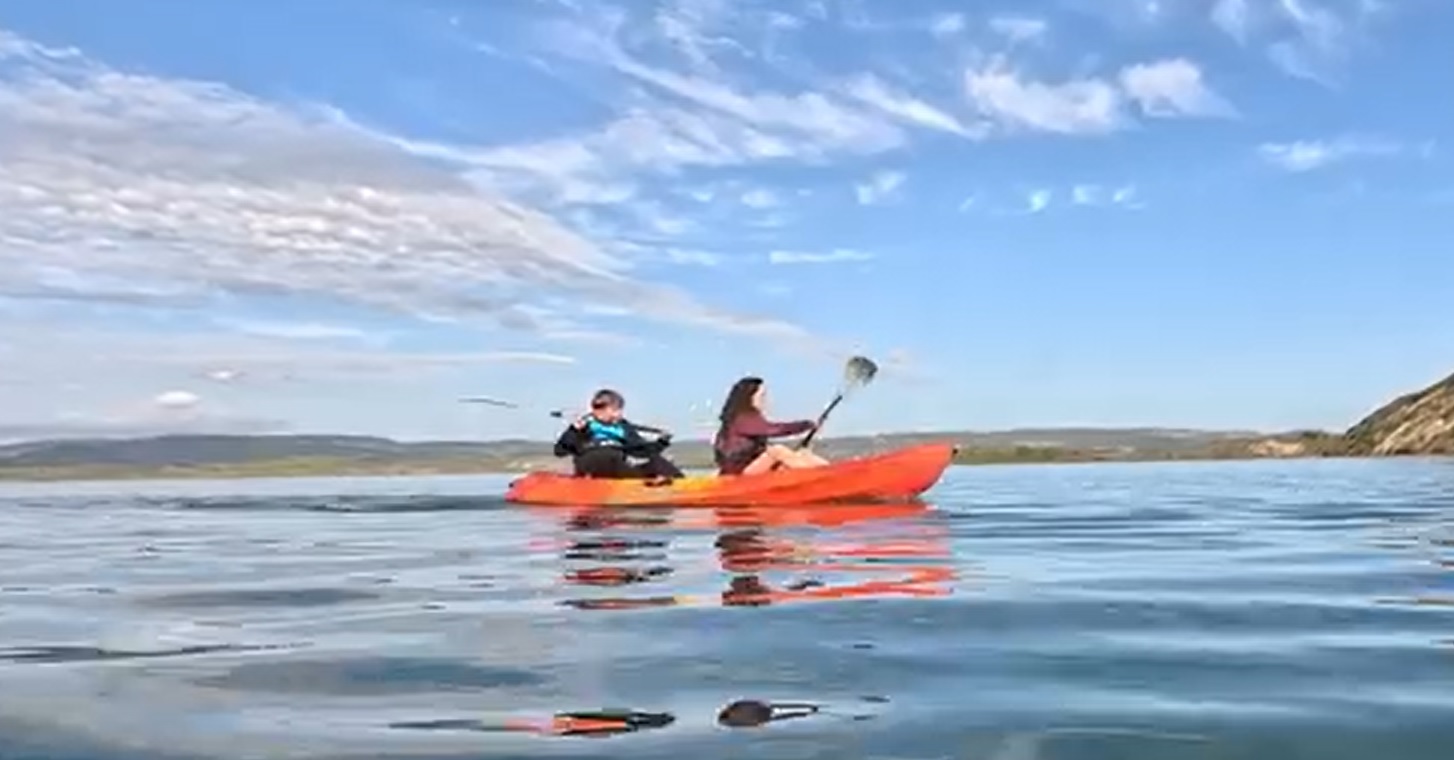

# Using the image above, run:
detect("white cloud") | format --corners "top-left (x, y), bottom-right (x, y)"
top-left (965, 56), bottom-right (1232, 136)
top-left (740, 188), bottom-right (779, 208)
top-left (964, 64), bottom-right (1124, 136)
top-left (1119, 59), bottom-right (1234, 117)
top-left (854, 170), bottom-right (907, 205)
top-left (1071, 183), bottom-right (1142, 209)
top-left (768, 249), bottom-right (874, 265)
top-left (1025, 189), bottom-right (1052, 213)
top-left (154, 390), bottom-right (201, 409)
top-left (931, 13), bottom-right (967, 37)
top-left (989, 16), bottom-right (1049, 43)
top-left (0, 28), bottom-right (811, 345)
top-left (1258, 135), bottom-right (1408, 172)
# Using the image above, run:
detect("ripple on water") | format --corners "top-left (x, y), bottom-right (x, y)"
top-left (194, 656), bottom-right (549, 695)
top-left (139, 587), bottom-right (383, 610)
top-left (1, 461), bottom-right (1454, 759)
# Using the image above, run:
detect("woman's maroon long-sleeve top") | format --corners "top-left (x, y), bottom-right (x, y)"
top-left (712, 411), bottom-right (814, 474)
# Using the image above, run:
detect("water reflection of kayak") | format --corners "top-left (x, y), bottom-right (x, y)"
top-left (550, 501), bottom-right (956, 610)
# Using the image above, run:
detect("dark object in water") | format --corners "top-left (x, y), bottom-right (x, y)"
top-left (717, 699), bottom-right (819, 728)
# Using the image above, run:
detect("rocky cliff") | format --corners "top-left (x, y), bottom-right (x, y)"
top-left (1343, 371), bottom-right (1454, 455)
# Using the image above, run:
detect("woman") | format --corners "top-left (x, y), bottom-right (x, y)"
top-left (712, 377), bottom-right (830, 476)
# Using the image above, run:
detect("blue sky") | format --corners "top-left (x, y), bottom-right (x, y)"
top-left (0, 0), bottom-right (1450, 443)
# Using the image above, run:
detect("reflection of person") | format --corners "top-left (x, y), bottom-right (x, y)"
top-left (718, 700), bottom-right (820, 727)
top-left (395, 701), bottom-right (822, 737)
top-left (712, 377), bottom-right (829, 475)
top-left (715, 529), bottom-right (821, 607)
top-left (553, 389), bottom-right (682, 481)
top-left (713, 526), bottom-right (951, 607)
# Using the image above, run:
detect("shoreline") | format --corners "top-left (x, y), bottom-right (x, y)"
top-left (0, 448), bottom-right (1388, 485)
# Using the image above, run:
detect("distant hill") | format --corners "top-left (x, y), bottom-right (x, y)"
top-left (1342, 371), bottom-right (1454, 456)
top-left (2, 370), bottom-right (1451, 482)
top-left (0, 434), bottom-right (539, 468)
top-left (0, 428), bottom-right (1270, 481)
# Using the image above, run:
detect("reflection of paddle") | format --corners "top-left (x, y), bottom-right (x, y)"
top-left (799, 355), bottom-right (878, 449)
top-left (391, 709), bottom-right (675, 737)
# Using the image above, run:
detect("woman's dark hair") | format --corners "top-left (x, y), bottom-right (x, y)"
top-left (716, 376), bottom-right (763, 429)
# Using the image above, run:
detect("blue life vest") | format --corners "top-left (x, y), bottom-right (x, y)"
top-left (584, 418), bottom-right (628, 447)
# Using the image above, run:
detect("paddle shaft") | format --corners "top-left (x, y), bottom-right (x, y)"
top-left (549, 410), bottom-right (668, 437)
top-left (798, 393), bottom-right (843, 449)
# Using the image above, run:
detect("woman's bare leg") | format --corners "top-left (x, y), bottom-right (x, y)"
top-left (791, 449), bottom-right (830, 467)
top-left (741, 444), bottom-right (829, 475)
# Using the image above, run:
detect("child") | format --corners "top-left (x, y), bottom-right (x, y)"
top-left (554, 389), bottom-right (683, 481)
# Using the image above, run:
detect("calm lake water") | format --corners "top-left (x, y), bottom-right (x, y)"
top-left (2, 458), bottom-right (1454, 759)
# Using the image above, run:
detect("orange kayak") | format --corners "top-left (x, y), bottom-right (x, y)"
top-left (504, 443), bottom-right (956, 507)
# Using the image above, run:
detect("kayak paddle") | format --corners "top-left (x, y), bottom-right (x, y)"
top-left (458, 396), bottom-right (520, 408)
top-left (799, 355), bottom-right (878, 449)
top-left (458, 396), bottom-right (668, 436)
top-left (547, 409), bottom-right (669, 437)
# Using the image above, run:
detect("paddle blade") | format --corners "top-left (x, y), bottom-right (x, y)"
top-left (459, 396), bottom-right (519, 408)
top-left (798, 355), bottom-right (878, 449)
top-left (843, 355), bottom-right (879, 390)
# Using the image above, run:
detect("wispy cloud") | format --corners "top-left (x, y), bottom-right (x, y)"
top-left (0, 319), bottom-right (580, 399)
top-left (854, 170), bottom-right (907, 205)
top-left (989, 16), bottom-right (1049, 44)
top-left (0, 410), bottom-right (288, 443)
top-left (768, 249), bottom-right (874, 265)
top-left (930, 13), bottom-right (967, 38)
top-left (965, 55), bottom-right (1235, 137)
top-left (0, 27), bottom-right (810, 345)
top-left (1211, 0), bottom-right (1252, 42)
top-left (1258, 135), bottom-right (1414, 172)
top-left (664, 248), bottom-right (723, 266)
top-left (842, 73), bottom-right (981, 138)
top-left (214, 319), bottom-right (376, 342)
top-left (739, 188), bottom-right (780, 209)
top-left (1071, 184), bottom-right (1142, 209)
top-left (1210, 0), bottom-right (1383, 85)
